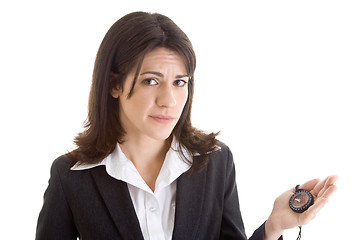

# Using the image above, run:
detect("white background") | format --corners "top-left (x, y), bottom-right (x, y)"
top-left (1, 0), bottom-right (359, 239)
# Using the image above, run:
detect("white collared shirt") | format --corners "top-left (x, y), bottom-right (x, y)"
top-left (71, 141), bottom-right (192, 240)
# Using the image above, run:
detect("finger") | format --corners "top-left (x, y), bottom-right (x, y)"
top-left (299, 178), bottom-right (338, 225)
top-left (298, 178), bottom-right (320, 192)
top-left (319, 184), bottom-right (338, 199)
top-left (312, 177), bottom-right (328, 196)
top-left (317, 175), bottom-right (338, 197)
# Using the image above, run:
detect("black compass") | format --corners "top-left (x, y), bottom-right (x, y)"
top-left (289, 185), bottom-right (314, 213)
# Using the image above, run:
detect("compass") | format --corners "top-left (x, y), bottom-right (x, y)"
top-left (289, 185), bottom-right (314, 213)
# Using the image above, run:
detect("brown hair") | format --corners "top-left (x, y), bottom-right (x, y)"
top-left (67, 11), bottom-right (218, 171)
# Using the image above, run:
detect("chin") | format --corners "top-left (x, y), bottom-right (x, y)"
top-left (152, 134), bottom-right (172, 142)
top-left (148, 129), bottom-right (173, 142)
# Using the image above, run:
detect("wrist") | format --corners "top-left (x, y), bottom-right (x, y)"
top-left (264, 214), bottom-right (283, 240)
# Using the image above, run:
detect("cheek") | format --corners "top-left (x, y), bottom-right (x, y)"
top-left (129, 92), bottom-right (154, 113)
top-left (177, 90), bottom-right (189, 111)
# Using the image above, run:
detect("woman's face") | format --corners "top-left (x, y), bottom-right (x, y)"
top-left (112, 47), bottom-right (189, 142)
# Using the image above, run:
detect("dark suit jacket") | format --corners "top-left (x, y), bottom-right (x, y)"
top-left (36, 143), bottom-right (280, 240)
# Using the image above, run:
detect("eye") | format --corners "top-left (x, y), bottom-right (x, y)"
top-left (174, 79), bottom-right (188, 87)
top-left (142, 78), bottom-right (158, 86)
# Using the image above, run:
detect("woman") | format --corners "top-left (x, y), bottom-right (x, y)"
top-left (36, 11), bottom-right (337, 240)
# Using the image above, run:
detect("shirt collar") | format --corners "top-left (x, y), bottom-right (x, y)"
top-left (71, 139), bottom-right (192, 193)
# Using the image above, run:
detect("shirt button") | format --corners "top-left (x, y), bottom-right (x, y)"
top-left (149, 206), bottom-right (157, 212)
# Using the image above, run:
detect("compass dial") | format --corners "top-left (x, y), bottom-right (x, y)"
top-left (289, 188), bottom-right (314, 213)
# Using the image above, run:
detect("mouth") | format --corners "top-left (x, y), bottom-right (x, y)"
top-left (149, 114), bottom-right (176, 124)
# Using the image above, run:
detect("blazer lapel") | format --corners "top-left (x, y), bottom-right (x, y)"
top-left (172, 165), bottom-right (207, 240)
top-left (90, 166), bottom-right (144, 240)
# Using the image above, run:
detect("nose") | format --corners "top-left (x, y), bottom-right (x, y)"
top-left (156, 85), bottom-right (176, 108)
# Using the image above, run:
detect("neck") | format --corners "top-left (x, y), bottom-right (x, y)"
top-left (119, 135), bottom-right (172, 191)
top-left (120, 136), bottom-right (171, 162)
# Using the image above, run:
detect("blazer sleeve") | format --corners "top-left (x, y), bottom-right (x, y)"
top-left (249, 222), bottom-right (283, 240)
top-left (219, 145), bottom-right (282, 240)
top-left (218, 146), bottom-right (247, 239)
top-left (35, 157), bottom-right (78, 240)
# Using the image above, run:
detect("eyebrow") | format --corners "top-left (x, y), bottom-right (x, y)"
top-left (140, 71), bottom-right (189, 79)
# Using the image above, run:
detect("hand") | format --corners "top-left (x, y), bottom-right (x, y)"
top-left (265, 175), bottom-right (338, 240)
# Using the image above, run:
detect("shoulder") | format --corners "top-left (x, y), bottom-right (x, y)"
top-left (202, 141), bottom-right (235, 175)
top-left (217, 141), bottom-right (232, 154)
top-left (207, 141), bottom-right (233, 164)
top-left (50, 155), bottom-right (74, 174)
top-left (49, 155), bottom-right (91, 185)
top-left (47, 155), bottom-right (99, 196)
top-left (46, 156), bottom-right (76, 189)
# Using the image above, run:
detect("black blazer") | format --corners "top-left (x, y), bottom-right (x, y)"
top-left (36, 143), bottom-right (278, 240)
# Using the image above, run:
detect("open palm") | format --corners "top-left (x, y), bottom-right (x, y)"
top-left (269, 175), bottom-right (338, 231)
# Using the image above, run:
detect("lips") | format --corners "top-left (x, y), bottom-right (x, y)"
top-left (149, 114), bottom-right (176, 124)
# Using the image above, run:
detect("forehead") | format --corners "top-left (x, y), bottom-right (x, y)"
top-left (141, 47), bottom-right (187, 72)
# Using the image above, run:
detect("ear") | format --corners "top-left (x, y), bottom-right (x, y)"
top-left (110, 85), bottom-right (121, 98)
top-left (110, 72), bottom-right (121, 98)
